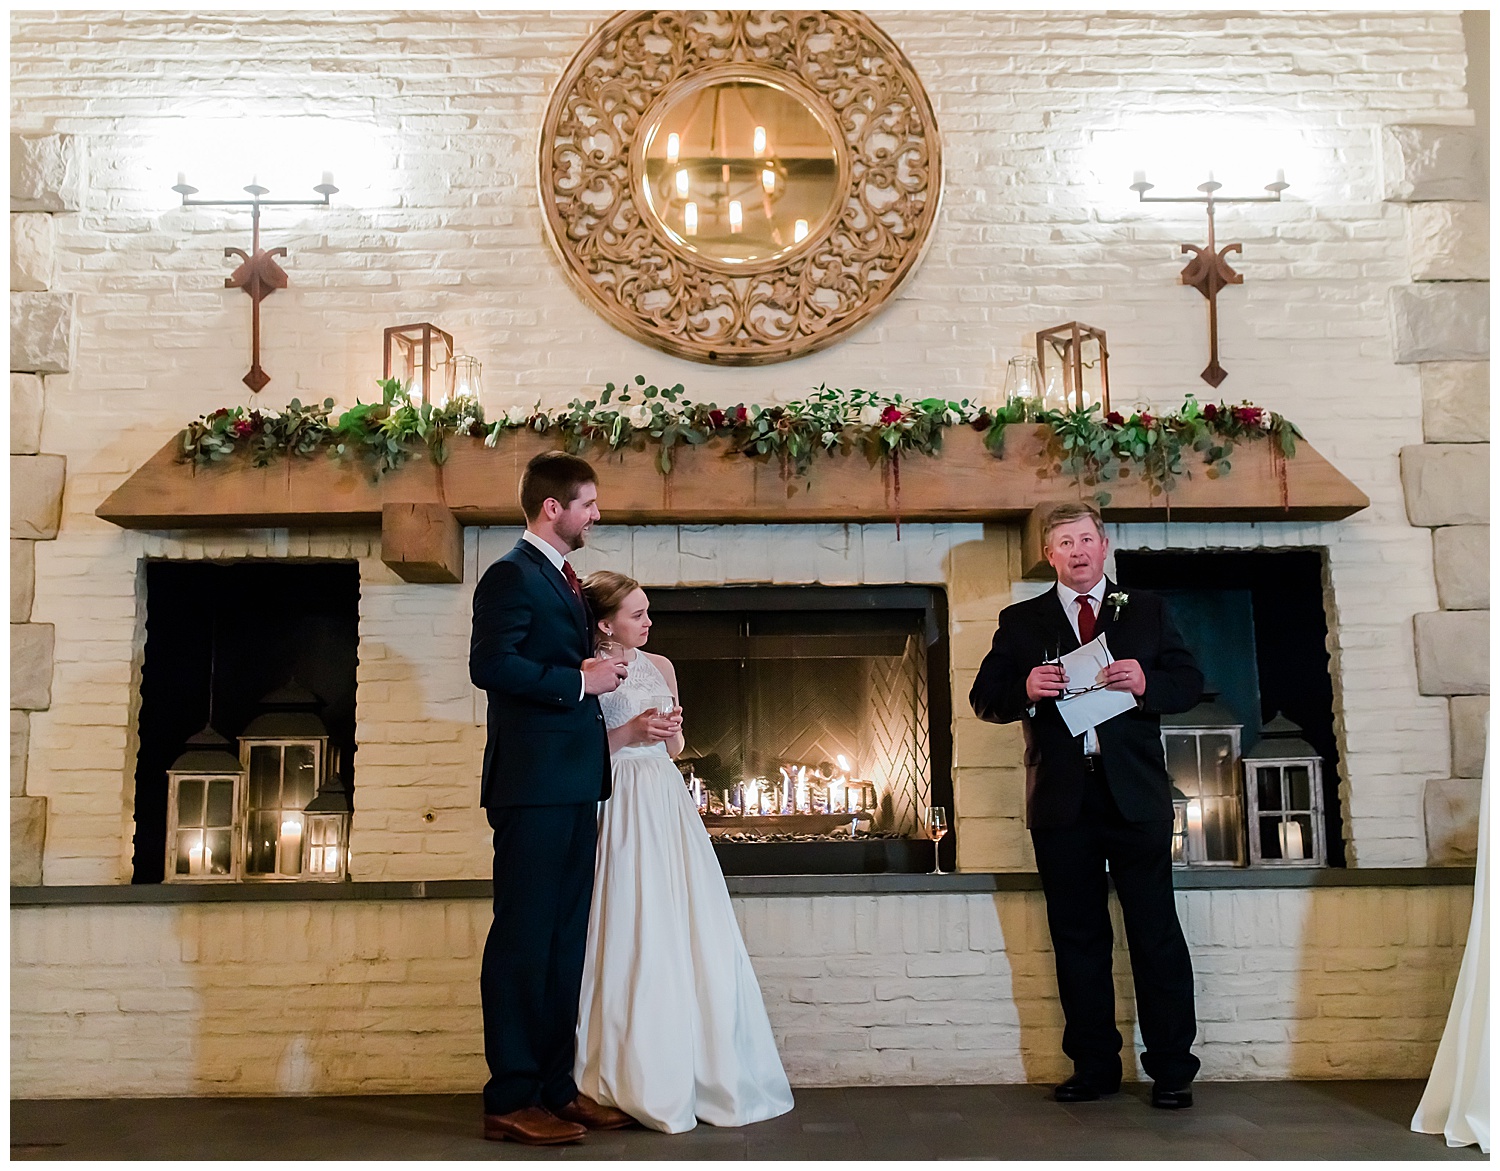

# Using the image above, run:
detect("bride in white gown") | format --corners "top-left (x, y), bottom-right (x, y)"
top-left (573, 571), bottom-right (795, 1135)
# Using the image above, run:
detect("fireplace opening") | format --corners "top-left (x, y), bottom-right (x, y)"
top-left (130, 561), bottom-right (359, 883)
top-left (1115, 548), bottom-right (1345, 866)
top-left (645, 586), bottom-right (953, 875)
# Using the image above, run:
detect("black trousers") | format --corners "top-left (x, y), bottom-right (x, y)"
top-left (481, 802), bottom-right (598, 1117)
top-left (1030, 762), bottom-right (1200, 1089)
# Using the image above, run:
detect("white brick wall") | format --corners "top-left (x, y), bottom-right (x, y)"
top-left (11, 11), bottom-right (1472, 878)
top-left (10, 883), bottom-right (1473, 1097)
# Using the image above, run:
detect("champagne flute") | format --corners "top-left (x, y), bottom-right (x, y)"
top-left (926, 807), bottom-right (949, 875)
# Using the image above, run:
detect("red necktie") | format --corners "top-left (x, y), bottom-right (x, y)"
top-left (1076, 595), bottom-right (1097, 645)
top-left (561, 560), bottom-right (586, 611)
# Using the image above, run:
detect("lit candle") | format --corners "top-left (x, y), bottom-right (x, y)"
top-left (675, 169), bottom-right (689, 197)
top-left (321, 171), bottom-right (334, 187)
top-left (796, 767), bottom-right (809, 814)
top-left (666, 133), bottom-right (680, 166)
top-left (176, 171), bottom-right (187, 188)
top-left (728, 200), bottom-right (742, 233)
top-left (1132, 170), bottom-right (1146, 185)
top-left (1205, 170), bottom-right (1215, 183)
top-left (188, 841), bottom-right (205, 876)
top-left (793, 218), bottom-right (808, 243)
top-left (684, 201), bottom-right (698, 235)
top-left (1278, 820), bottom-right (1305, 860)
top-left (1185, 800), bottom-right (1203, 860)
top-left (279, 816), bottom-right (303, 872)
top-left (1274, 167), bottom-right (1285, 185)
top-left (761, 166), bottom-right (775, 193)
top-left (753, 125), bottom-right (767, 157)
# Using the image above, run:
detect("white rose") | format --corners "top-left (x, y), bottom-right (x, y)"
top-left (943, 408), bottom-right (961, 426)
top-left (628, 403), bottom-right (653, 427)
top-left (504, 404), bottom-right (531, 426)
top-left (858, 404), bottom-right (883, 427)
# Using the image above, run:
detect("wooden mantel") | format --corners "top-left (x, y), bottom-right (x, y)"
top-left (97, 426), bottom-right (1369, 583)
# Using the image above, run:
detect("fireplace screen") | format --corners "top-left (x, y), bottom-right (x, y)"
top-left (645, 586), bottom-right (951, 868)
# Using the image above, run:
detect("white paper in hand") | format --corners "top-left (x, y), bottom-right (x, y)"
top-left (1054, 632), bottom-right (1137, 738)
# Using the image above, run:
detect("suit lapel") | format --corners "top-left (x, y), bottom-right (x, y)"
top-left (1045, 587), bottom-right (1082, 653)
top-left (515, 540), bottom-right (589, 642)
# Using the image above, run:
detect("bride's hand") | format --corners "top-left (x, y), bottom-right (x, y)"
top-left (626, 710), bottom-right (677, 745)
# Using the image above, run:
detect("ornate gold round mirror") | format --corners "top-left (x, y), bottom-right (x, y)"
top-left (539, 11), bottom-right (943, 365)
top-left (632, 67), bottom-right (847, 271)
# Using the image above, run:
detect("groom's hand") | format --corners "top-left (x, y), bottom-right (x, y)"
top-left (582, 656), bottom-right (629, 695)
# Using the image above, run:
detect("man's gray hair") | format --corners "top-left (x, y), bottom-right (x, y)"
top-left (1041, 500), bottom-right (1106, 545)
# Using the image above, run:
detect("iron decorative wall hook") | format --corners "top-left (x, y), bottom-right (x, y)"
top-left (173, 175), bottom-right (337, 393)
top-left (1130, 171), bottom-right (1289, 388)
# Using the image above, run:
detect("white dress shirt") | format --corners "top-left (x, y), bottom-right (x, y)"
top-left (521, 530), bottom-right (587, 701)
top-left (1055, 577), bottom-right (1108, 755)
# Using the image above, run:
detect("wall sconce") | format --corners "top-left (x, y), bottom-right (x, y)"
top-left (1036, 322), bottom-right (1110, 414)
top-left (172, 173), bottom-right (337, 393)
top-left (1130, 169), bottom-right (1288, 388)
top-left (383, 323), bottom-right (454, 407)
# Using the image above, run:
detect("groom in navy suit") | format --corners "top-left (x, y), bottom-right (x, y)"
top-left (469, 451), bottom-right (635, 1145)
top-left (969, 501), bottom-right (1204, 1110)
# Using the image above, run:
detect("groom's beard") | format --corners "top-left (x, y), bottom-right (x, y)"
top-left (560, 520), bottom-right (592, 551)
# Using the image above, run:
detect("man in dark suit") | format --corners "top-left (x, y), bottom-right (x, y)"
top-left (969, 501), bottom-right (1204, 1110)
top-left (469, 451), bottom-right (636, 1144)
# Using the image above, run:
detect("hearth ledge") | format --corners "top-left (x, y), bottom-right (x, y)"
top-left (9, 868), bottom-right (1476, 905)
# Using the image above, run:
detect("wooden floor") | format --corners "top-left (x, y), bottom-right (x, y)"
top-left (11, 1080), bottom-right (1484, 1161)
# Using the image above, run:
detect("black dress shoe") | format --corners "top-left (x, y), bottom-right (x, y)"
top-left (1053, 1074), bottom-right (1120, 1103)
top-left (1150, 1083), bottom-right (1194, 1110)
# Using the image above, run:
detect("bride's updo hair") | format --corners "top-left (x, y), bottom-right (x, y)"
top-left (582, 570), bottom-right (641, 621)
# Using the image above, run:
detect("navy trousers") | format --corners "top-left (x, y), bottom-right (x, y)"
top-left (1030, 763), bottom-right (1200, 1090)
top-left (481, 802), bottom-right (598, 1117)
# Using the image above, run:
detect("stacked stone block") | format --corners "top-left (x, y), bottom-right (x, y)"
top-left (10, 134), bottom-right (79, 885)
top-left (1386, 124), bottom-right (1490, 864)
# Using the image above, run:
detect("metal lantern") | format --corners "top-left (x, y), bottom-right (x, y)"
top-left (1162, 696), bottom-right (1245, 867)
top-left (383, 322), bottom-right (454, 406)
top-left (1243, 713), bottom-right (1326, 868)
top-left (164, 726), bottom-right (245, 882)
top-left (1035, 321), bottom-right (1111, 415)
top-left (301, 766), bottom-right (353, 881)
top-left (238, 680), bottom-right (330, 881)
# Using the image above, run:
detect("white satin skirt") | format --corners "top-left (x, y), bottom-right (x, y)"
top-left (574, 746), bottom-right (795, 1134)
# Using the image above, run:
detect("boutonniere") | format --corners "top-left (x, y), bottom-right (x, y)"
top-left (1106, 591), bottom-right (1130, 621)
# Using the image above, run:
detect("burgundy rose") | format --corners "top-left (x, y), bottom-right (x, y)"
top-left (232, 418), bottom-right (255, 438)
top-left (1139, 412), bottom-right (1155, 429)
top-left (468, 421), bottom-right (486, 437)
top-left (1202, 403), bottom-right (1219, 422)
top-left (732, 405), bottom-right (748, 424)
top-left (1106, 411), bottom-right (1124, 426)
top-left (970, 412), bottom-right (991, 431)
top-left (709, 408), bottom-right (726, 429)
top-left (1233, 405), bottom-right (1263, 426)
top-left (880, 405), bottom-right (904, 425)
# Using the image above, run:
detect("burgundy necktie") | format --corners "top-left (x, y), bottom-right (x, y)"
top-left (1076, 595), bottom-right (1097, 645)
top-left (561, 559), bottom-right (586, 611)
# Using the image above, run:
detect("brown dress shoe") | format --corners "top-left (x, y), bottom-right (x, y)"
top-left (483, 1105), bottom-right (587, 1145)
top-left (553, 1092), bottom-right (636, 1130)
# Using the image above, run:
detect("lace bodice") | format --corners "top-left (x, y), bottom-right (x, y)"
top-left (598, 651), bottom-right (676, 759)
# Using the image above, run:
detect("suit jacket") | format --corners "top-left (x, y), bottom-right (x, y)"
top-left (969, 580), bottom-right (1203, 829)
top-left (470, 539), bottom-right (611, 809)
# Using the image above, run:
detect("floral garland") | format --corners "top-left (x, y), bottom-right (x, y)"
top-left (178, 376), bottom-right (1301, 507)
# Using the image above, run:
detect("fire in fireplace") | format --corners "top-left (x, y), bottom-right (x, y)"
top-left (645, 586), bottom-right (953, 874)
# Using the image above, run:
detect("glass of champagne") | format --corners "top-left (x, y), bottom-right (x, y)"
top-left (595, 638), bottom-right (626, 663)
top-left (927, 807), bottom-right (949, 875)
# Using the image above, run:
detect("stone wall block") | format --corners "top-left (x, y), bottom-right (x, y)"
top-left (1449, 696), bottom-right (1488, 780)
top-left (10, 212), bottom-right (55, 292)
top-left (10, 795), bottom-right (46, 885)
top-left (10, 292), bottom-right (74, 373)
top-left (11, 454), bottom-right (65, 539)
top-left (1382, 124), bottom-right (1484, 202)
top-left (1413, 611), bottom-right (1489, 696)
top-left (1407, 202), bottom-right (1489, 282)
top-left (1399, 444), bottom-right (1489, 527)
top-left (1423, 778), bottom-right (1480, 865)
top-left (1432, 525), bottom-right (1488, 610)
top-left (11, 372), bottom-right (44, 454)
top-left (11, 538), bottom-right (35, 623)
top-left (1390, 284), bottom-right (1489, 364)
top-left (11, 710), bottom-right (28, 796)
top-left (11, 621), bottom-right (55, 711)
top-left (1421, 361), bottom-right (1489, 443)
top-left (10, 134), bottom-right (81, 212)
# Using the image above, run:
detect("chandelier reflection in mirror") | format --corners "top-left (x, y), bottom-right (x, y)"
top-left (540, 11), bottom-right (943, 365)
